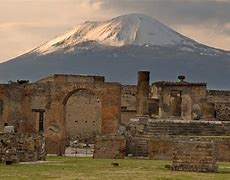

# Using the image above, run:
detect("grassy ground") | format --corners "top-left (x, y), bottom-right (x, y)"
top-left (0, 157), bottom-right (230, 180)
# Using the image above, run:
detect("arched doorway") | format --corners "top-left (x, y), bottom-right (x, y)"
top-left (64, 89), bottom-right (102, 142)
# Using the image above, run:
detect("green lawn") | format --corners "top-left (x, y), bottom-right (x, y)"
top-left (0, 157), bottom-right (230, 180)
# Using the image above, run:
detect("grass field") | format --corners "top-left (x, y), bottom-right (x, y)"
top-left (0, 157), bottom-right (230, 180)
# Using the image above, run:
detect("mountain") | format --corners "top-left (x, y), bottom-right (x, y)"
top-left (0, 14), bottom-right (230, 89)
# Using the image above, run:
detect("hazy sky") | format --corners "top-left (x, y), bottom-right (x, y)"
top-left (0, 0), bottom-right (230, 62)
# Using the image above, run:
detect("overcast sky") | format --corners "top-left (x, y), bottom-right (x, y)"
top-left (0, 0), bottom-right (230, 62)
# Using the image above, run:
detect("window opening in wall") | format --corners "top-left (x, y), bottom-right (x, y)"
top-left (32, 109), bottom-right (45, 132)
top-left (39, 112), bottom-right (44, 132)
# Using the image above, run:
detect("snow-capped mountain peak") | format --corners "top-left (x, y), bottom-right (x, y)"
top-left (1, 13), bottom-right (230, 89)
top-left (34, 13), bottom-right (195, 55)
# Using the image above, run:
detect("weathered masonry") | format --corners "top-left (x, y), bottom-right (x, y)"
top-left (0, 74), bottom-right (121, 154)
top-left (121, 73), bottom-right (230, 122)
top-left (117, 71), bottom-right (230, 166)
top-left (0, 132), bottom-right (46, 163)
top-left (1, 71), bottom-right (230, 162)
top-left (171, 141), bottom-right (218, 173)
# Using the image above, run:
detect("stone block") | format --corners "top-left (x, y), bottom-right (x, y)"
top-left (0, 133), bottom-right (46, 163)
top-left (4, 126), bottom-right (14, 133)
top-left (171, 141), bottom-right (218, 172)
top-left (93, 136), bottom-right (126, 159)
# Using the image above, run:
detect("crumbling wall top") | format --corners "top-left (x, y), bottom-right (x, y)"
top-left (36, 74), bottom-right (105, 83)
top-left (152, 81), bottom-right (207, 87)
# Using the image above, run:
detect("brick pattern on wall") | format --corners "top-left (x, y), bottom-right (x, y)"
top-left (0, 80), bottom-right (121, 154)
top-left (128, 118), bottom-right (230, 136)
top-left (93, 136), bottom-right (126, 159)
top-left (148, 136), bottom-right (230, 162)
top-left (65, 89), bottom-right (102, 141)
top-left (171, 141), bottom-right (218, 172)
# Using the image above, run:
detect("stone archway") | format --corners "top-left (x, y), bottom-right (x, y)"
top-left (64, 89), bottom-right (102, 142)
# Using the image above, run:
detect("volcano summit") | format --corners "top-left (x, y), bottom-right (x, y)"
top-left (0, 14), bottom-right (230, 89)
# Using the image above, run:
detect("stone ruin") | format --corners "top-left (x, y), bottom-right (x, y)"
top-left (171, 141), bottom-right (218, 173)
top-left (93, 135), bottom-right (126, 159)
top-left (0, 132), bottom-right (46, 164)
top-left (147, 136), bottom-right (230, 162)
top-left (0, 71), bottom-right (230, 172)
top-left (94, 71), bottom-right (230, 173)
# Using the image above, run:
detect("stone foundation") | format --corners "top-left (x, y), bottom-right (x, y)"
top-left (93, 136), bottom-right (126, 159)
top-left (128, 118), bottom-right (230, 136)
top-left (148, 136), bottom-right (230, 162)
top-left (171, 141), bottom-right (218, 172)
top-left (0, 133), bottom-right (46, 163)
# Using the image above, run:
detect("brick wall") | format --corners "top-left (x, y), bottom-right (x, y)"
top-left (93, 136), bottom-right (126, 159)
top-left (148, 136), bottom-right (230, 162)
top-left (171, 141), bottom-right (218, 172)
top-left (0, 80), bottom-right (121, 154)
top-left (121, 85), bottom-right (137, 125)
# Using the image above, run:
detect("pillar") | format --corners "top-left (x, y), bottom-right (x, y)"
top-left (136, 71), bottom-right (150, 116)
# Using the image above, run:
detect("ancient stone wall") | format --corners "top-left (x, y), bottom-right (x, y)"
top-left (148, 136), bottom-right (230, 162)
top-left (171, 141), bottom-right (218, 172)
top-left (0, 79), bottom-right (121, 154)
top-left (208, 90), bottom-right (230, 103)
top-left (126, 118), bottom-right (230, 161)
top-left (126, 135), bottom-right (149, 157)
top-left (214, 102), bottom-right (230, 121)
top-left (93, 136), bottom-right (126, 159)
top-left (37, 74), bottom-right (105, 83)
top-left (121, 85), bottom-right (137, 125)
top-left (151, 83), bottom-right (211, 120)
top-left (0, 133), bottom-right (46, 163)
top-left (128, 118), bottom-right (230, 136)
top-left (65, 89), bottom-right (102, 141)
top-left (0, 84), bottom-right (27, 133)
top-left (207, 90), bottom-right (230, 121)
top-left (148, 137), bottom-right (174, 160)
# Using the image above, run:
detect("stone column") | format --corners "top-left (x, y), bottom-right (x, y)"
top-left (136, 71), bottom-right (150, 116)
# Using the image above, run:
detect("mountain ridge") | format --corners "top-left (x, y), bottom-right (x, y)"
top-left (32, 14), bottom-right (198, 55)
top-left (0, 14), bottom-right (230, 89)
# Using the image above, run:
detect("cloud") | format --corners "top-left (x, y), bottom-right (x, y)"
top-left (84, 0), bottom-right (230, 50)
top-left (175, 24), bottom-right (230, 51)
top-left (89, 0), bottom-right (230, 24)
top-left (0, 0), bottom-right (113, 62)
top-left (0, 0), bottom-right (230, 62)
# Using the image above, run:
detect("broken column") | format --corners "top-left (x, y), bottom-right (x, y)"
top-left (136, 71), bottom-right (150, 116)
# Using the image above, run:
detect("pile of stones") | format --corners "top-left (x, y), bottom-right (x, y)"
top-left (0, 132), bottom-right (46, 164)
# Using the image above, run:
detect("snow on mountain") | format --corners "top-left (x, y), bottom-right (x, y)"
top-left (33, 14), bottom-right (196, 55)
top-left (0, 14), bottom-right (230, 89)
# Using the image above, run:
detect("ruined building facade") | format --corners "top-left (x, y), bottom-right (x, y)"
top-left (121, 72), bottom-right (230, 123)
top-left (0, 74), bottom-right (121, 154)
top-left (0, 72), bottom-right (230, 155)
